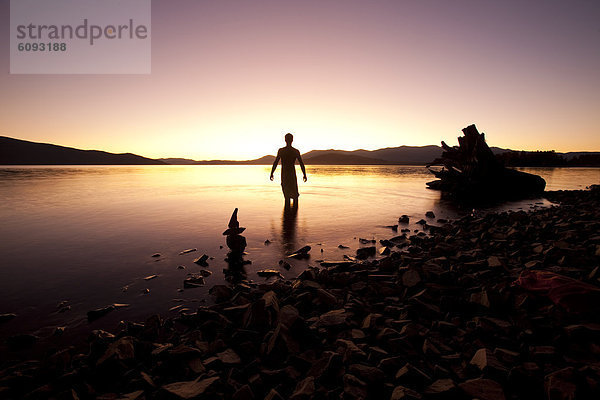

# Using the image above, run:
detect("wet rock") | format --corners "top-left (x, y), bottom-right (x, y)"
top-left (288, 245), bottom-right (311, 259)
top-left (144, 274), bottom-right (158, 280)
top-left (232, 384), bottom-right (254, 400)
top-left (7, 333), bottom-right (38, 350)
top-left (356, 246), bottom-right (376, 259)
top-left (179, 248), bottom-right (197, 255)
top-left (359, 238), bottom-right (376, 244)
top-left (399, 215), bottom-right (410, 224)
top-left (87, 305), bottom-right (116, 321)
top-left (401, 269), bottom-right (421, 287)
top-left (216, 348), bottom-right (241, 365)
top-left (151, 253), bottom-right (161, 257)
top-left (193, 254), bottom-right (209, 266)
top-left (318, 309), bottom-right (349, 327)
top-left (424, 378), bottom-right (456, 397)
top-left (264, 389), bottom-right (285, 400)
top-left (458, 378), bottom-right (506, 400)
top-left (290, 376), bottom-right (315, 400)
top-left (97, 336), bottom-right (135, 366)
top-left (0, 313), bottom-right (16, 323)
top-left (544, 367), bottom-right (577, 400)
top-left (161, 376), bottom-right (220, 399)
top-left (257, 269), bottom-right (284, 279)
top-left (209, 285), bottom-right (233, 302)
top-left (183, 274), bottom-right (205, 288)
top-left (391, 385), bottom-right (422, 399)
top-left (338, 244), bottom-right (350, 249)
top-left (470, 348), bottom-right (507, 374)
top-left (343, 373), bottom-right (368, 399)
top-left (425, 211), bottom-right (435, 218)
top-left (177, 265), bottom-right (186, 269)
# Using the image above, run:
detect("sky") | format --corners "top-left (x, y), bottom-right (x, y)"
top-left (0, 0), bottom-right (599, 160)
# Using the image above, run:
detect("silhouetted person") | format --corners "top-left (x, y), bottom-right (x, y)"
top-left (270, 133), bottom-right (307, 207)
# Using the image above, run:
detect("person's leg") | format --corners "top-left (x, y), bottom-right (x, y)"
top-left (292, 196), bottom-right (299, 208)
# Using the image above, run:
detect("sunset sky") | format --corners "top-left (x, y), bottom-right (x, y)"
top-left (1, 0), bottom-right (599, 160)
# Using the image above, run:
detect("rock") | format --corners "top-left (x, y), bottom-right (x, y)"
top-left (264, 389), bottom-right (285, 400)
top-left (348, 364), bottom-right (385, 385)
top-left (257, 269), bottom-right (284, 279)
top-left (7, 333), bottom-right (38, 350)
top-left (424, 378), bottom-right (456, 396)
top-left (544, 367), bottom-right (577, 400)
top-left (359, 238), bottom-right (376, 244)
top-left (416, 219), bottom-right (427, 225)
top-left (401, 269), bottom-right (421, 287)
top-left (391, 385), bottom-right (422, 399)
top-left (290, 376), bottom-right (315, 400)
top-left (151, 253), bottom-right (161, 257)
top-left (264, 239), bottom-right (271, 245)
top-left (216, 348), bottom-right (241, 365)
top-left (343, 373), bottom-right (368, 399)
top-left (87, 305), bottom-right (115, 321)
top-left (470, 348), bottom-right (507, 374)
top-left (183, 275), bottom-right (205, 288)
top-left (232, 384), bottom-right (254, 400)
top-left (356, 246), bottom-right (376, 259)
top-left (193, 254), bottom-right (209, 265)
top-left (318, 309), bottom-right (349, 327)
top-left (179, 248), bottom-right (197, 255)
top-left (399, 215), bottom-right (410, 224)
top-left (161, 376), bottom-right (220, 399)
top-left (288, 245), bottom-right (311, 259)
top-left (97, 336), bottom-right (135, 366)
top-left (0, 313), bottom-right (16, 323)
top-left (177, 265), bottom-right (186, 269)
top-left (144, 274), bottom-right (158, 280)
top-left (425, 211), bottom-right (435, 218)
top-left (387, 225), bottom-right (399, 231)
top-left (338, 244), bottom-right (350, 249)
top-left (487, 256), bottom-right (502, 268)
top-left (458, 378), bottom-right (506, 400)
top-left (380, 246), bottom-right (391, 255)
top-left (209, 285), bottom-right (233, 302)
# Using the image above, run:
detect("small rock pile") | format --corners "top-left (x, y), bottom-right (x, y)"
top-left (1, 189), bottom-right (600, 399)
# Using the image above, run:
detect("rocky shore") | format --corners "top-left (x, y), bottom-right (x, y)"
top-left (2, 188), bottom-right (600, 400)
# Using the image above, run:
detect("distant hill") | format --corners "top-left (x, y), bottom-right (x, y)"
top-left (304, 153), bottom-right (388, 165)
top-left (0, 136), bottom-right (165, 165)
top-left (3, 135), bottom-right (598, 166)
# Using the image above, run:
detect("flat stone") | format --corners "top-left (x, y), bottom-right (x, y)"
top-left (458, 378), bottom-right (506, 400)
top-left (318, 309), bottom-right (349, 327)
top-left (161, 376), bottom-right (220, 399)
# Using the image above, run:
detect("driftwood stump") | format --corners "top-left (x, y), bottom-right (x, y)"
top-left (426, 124), bottom-right (546, 201)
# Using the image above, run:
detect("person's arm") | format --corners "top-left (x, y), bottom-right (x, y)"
top-left (270, 150), bottom-right (280, 181)
top-left (297, 150), bottom-right (307, 182)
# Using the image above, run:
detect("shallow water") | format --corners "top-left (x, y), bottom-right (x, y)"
top-left (0, 165), bottom-right (598, 338)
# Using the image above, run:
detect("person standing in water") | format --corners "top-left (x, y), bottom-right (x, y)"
top-left (270, 133), bottom-right (307, 207)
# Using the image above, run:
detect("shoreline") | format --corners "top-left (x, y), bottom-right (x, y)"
top-left (1, 188), bottom-right (600, 399)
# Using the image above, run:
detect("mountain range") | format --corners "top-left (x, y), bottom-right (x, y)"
top-left (1, 135), bottom-right (599, 166)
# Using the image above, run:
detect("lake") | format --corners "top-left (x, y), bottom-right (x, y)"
top-left (0, 165), bottom-right (598, 341)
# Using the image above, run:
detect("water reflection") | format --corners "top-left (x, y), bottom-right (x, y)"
top-left (281, 204), bottom-right (298, 255)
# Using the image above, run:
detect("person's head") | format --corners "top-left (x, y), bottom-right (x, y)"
top-left (284, 133), bottom-right (293, 145)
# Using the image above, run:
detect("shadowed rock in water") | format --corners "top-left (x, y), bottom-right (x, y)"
top-left (426, 124), bottom-right (546, 202)
top-left (223, 208), bottom-right (248, 283)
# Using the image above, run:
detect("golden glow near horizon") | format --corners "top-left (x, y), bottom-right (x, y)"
top-left (1, 0), bottom-right (599, 160)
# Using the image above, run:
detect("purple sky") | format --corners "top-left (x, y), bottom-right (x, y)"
top-left (1, 0), bottom-right (599, 159)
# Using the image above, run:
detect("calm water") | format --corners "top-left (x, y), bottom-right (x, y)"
top-left (0, 165), bottom-right (598, 340)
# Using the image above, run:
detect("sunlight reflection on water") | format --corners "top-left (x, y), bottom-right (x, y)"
top-left (0, 165), bottom-right (597, 338)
